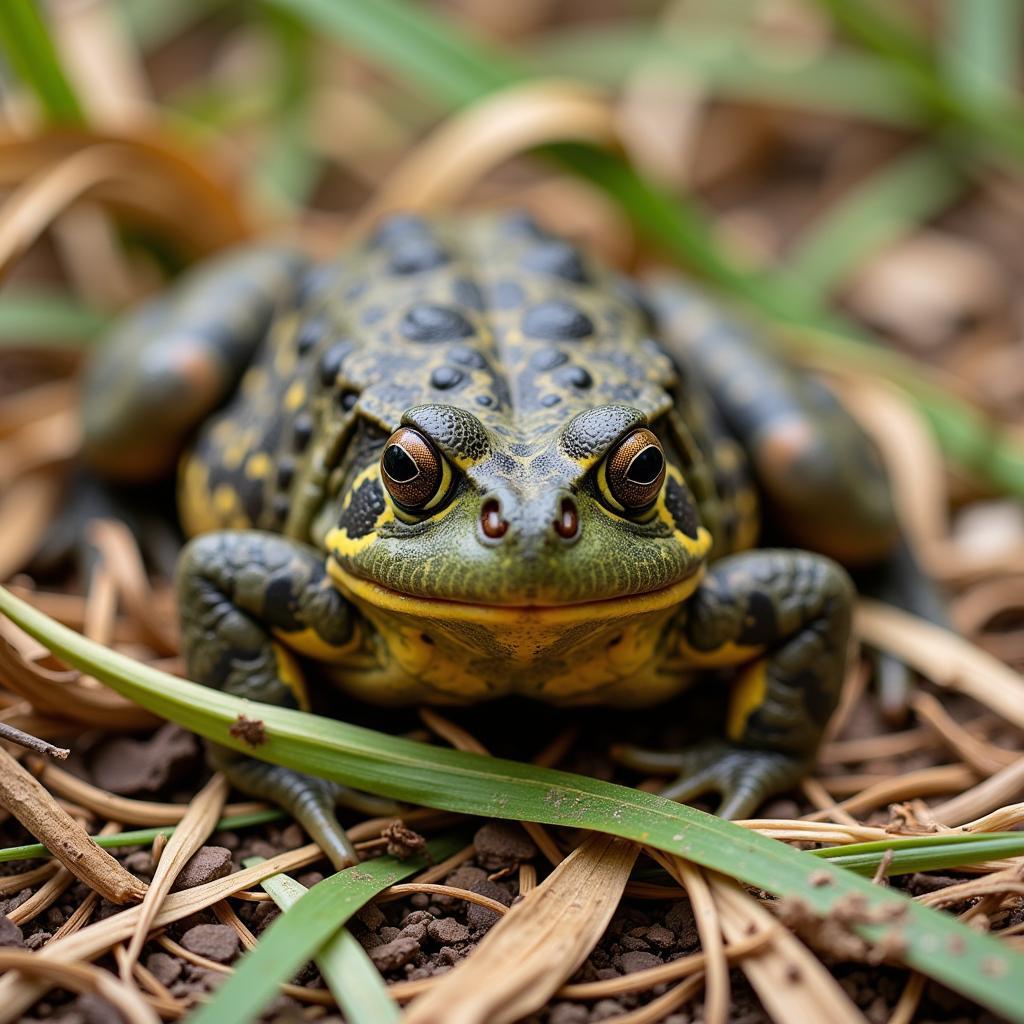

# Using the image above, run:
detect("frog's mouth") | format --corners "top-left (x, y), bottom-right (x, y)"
top-left (326, 559), bottom-right (705, 627)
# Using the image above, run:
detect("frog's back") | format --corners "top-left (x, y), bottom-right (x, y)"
top-left (179, 212), bottom-right (750, 555)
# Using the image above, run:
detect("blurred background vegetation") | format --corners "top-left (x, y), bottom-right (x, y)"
top-left (1, 0), bottom-right (1023, 507)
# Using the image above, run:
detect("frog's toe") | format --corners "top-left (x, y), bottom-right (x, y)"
top-left (616, 741), bottom-right (809, 820)
top-left (225, 758), bottom-right (359, 870)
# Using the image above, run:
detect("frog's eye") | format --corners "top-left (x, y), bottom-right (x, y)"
top-left (600, 428), bottom-right (666, 513)
top-left (380, 427), bottom-right (452, 512)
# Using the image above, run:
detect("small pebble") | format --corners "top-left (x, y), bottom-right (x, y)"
top-left (181, 923), bottom-right (240, 963)
top-left (173, 846), bottom-right (232, 890)
top-left (616, 950), bottom-right (662, 974)
top-left (473, 822), bottom-right (537, 870)
top-left (146, 952), bottom-right (183, 987)
top-left (0, 916), bottom-right (23, 948)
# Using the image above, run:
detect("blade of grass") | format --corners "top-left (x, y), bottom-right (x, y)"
top-left (190, 837), bottom-right (460, 1024)
top-left (814, 832), bottom-right (1024, 877)
top-left (0, 291), bottom-right (107, 346)
top-left (530, 24), bottom-right (926, 125)
top-left (0, 0), bottom-right (84, 124)
top-left (249, 857), bottom-right (401, 1024)
top-left (0, 809), bottom-right (285, 863)
top-left (3, 586), bottom-right (1024, 1022)
top-left (781, 147), bottom-right (964, 302)
top-left (942, 0), bottom-right (1021, 106)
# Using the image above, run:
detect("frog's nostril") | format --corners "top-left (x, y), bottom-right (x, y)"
top-left (554, 497), bottom-right (579, 540)
top-left (481, 499), bottom-right (509, 540)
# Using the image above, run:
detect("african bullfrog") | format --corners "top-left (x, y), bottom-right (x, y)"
top-left (82, 211), bottom-right (901, 867)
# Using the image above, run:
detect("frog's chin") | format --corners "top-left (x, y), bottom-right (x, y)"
top-left (325, 559), bottom-right (705, 627)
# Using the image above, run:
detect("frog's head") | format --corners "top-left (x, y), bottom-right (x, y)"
top-left (323, 401), bottom-right (712, 627)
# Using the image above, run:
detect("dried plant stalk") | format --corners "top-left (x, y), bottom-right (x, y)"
top-left (709, 874), bottom-right (869, 1024)
top-left (403, 833), bottom-right (638, 1024)
top-left (0, 745), bottom-right (144, 904)
top-left (120, 773), bottom-right (229, 979)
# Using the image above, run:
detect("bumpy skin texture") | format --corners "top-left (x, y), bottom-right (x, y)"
top-left (82, 211), bottom-right (900, 863)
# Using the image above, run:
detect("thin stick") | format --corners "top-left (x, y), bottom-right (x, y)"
top-left (0, 721), bottom-right (68, 759)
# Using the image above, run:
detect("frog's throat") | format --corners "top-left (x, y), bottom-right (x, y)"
top-left (325, 560), bottom-right (705, 626)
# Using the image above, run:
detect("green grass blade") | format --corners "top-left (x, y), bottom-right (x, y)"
top-left (0, 809), bottom-right (284, 863)
top-left (530, 24), bottom-right (925, 125)
top-left (815, 832), bottom-right (1024, 877)
top-left (782, 147), bottom-right (964, 301)
top-left (3, 585), bottom-right (1024, 1022)
top-left (0, 0), bottom-right (84, 124)
top-left (943, 0), bottom-right (1021, 106)
top-left (0, 292), bottom-right (108, 346)
top-left (192, 838), bottom-right (459, 1024)
top-left (250, 858), bottom-right (401, 1024)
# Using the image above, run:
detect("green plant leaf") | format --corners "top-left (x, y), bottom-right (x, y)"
top-left (0, 292), bottom-right (108, 346)
top-left (942, 0), bottom-right (1021, 106)
top-left (781, 147), bottom-right (964, 301)
top-left (530, 23), bottom-right (925, 125)
top-left (0, 809), bottom-right (284, 863)
top-left (250, 857), bottom-right (402, 1024)
top-left (192, 838), bottom-right (459, 1024)
top-left (0, 0), bottom-right (84, 124)
top-left (3, 584), bottom-right (1024, 1022)
top-left (815, 832), bottom-right (1024, 877)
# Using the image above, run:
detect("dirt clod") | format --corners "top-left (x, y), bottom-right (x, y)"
top-left (228, 715), bottom-right (266, 747)
top-left (368, 936), bottom-right (420, 971)
top-left (89, 723), bottom-right (199, 796)
top-left (146, 951), bottom-right (183, 986)
top-left (173, 846), bottom-right (233, 890)
top-left (473, 821), bottom-right (537, 870)
top-left (0, 916), bottom-right (23, 947)
top-left (181, 923), bottom-right (240, 963)
top-left (427, 916), bottom-right (470, 945)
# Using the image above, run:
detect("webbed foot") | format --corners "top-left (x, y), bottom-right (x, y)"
top-left (613, 739), bottom-right (809, 819)
top-left (224, 757), bottom-right (401, 869)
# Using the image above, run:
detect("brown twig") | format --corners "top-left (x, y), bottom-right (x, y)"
top-left (0, 720), bottom-right (68, 759)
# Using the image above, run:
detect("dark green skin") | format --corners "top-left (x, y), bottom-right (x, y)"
top-left (82, 212), bottom-right (892, 867)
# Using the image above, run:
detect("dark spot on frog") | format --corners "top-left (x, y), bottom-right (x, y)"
top-left (736, 590), bottom-right (777, 647)
top-left (295, 264), bottom-right (335, 307)
top-left (501, 210), bottom-right (548, 239)
top-left (276, 458), bottom-right (295, 489)
top-left (554, 365), bottom-right (592, 389)
top-left (509, 442), bottom-right (532, 457)
top-left (491, 279), bottom-right (524, 309)
top-left (337, 477), bottom-right (387, 539)
top-left (401, 303), bottom-right (475, 342)
top-left (521, 240), bottom-right (588, 283)
top-left (264, 573), bottom-right (303, 632)
top-left (272, 494), bottom-right (290, 522)
top-left (449, 345), bottom-right (487, 369)
top-left (664, 476), bottom-right (699, 540)
top-left (292, 413), bottom-right (313, 452)
top-left (388, 236), bottom-right (449, 275)
top-left (318, 342), bottom-right (351, 387)
top-left (530, 348), bottom-right (568, 371)
top-left (540, 394), bottom-right (561, 407)
top-left (453, 278), bottom-right (485, 311)
top-left (339, 389), bottom-right (359, 410)
top-left (522, 300), bottom-right (593, 340)
top-left (371, 212), bottom-right (431, 245)
top-left (475, 394), bottom-right (495, 408)
top-left (361, 306), bottom-right (385, 326)
top-left (420, 633), bottom-right (434, 645)
top-left (430, 366), bottom-right (464, 390)
top-left (295, 318), bottom-right (326, 355)
top-left (344, 280), bottom-right (367, 302)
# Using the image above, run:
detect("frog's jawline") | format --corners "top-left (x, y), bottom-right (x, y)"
top-left (326, 559), bottom-right (705, 626)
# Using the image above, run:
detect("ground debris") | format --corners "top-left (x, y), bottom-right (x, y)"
top-left (774, 893), bottom-right (908, 965)
top-left (228, 714), bottom-right (267, 747)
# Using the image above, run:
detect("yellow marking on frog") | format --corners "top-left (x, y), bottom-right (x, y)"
top-left (678, 637), bottom-right (762, 668)
top-left (284, 380), bottom-right (306, 411)
top-left (272, 641), bottom-right (310, 710)
top-left (246, 452), bottom-right (272, 479)
top-left (213, 484), bottom-right (239, 516)
top-left (273, 624), bottom-right (360, 663)
top-left (274, 342), bottom-right (297, 378)
top-left (241, 367), bottom-right (267, 396)
top-left (222, 440), bottom-right (246, 471)
top-left (325, 466), bottom-right (395, 556)
top-left (178, 457), bottom-right (219, 535)
top-left (727, 661), bottom-right (767, 741)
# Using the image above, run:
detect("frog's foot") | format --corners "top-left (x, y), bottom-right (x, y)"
top-left (224, 757), bottom-right (401, 870)
top-left (613, 740), bottom-right (809, 819)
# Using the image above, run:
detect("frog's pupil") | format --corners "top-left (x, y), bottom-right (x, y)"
top-left (383, 444), bottom-right (419, 482)
top-left (627, 446), bottom-right (664, 486)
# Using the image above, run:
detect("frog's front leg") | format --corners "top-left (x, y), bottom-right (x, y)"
top-left (177, 530), bottom-right (393, 868)
top-left (617, 549), bottom-right (853, 818)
